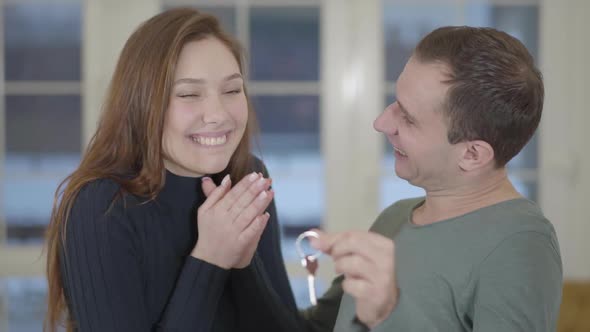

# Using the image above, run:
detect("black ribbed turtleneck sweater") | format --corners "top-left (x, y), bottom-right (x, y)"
top-left (60, 163), bottom-right (300, 331)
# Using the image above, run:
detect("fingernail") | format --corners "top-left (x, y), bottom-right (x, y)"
top-left (264, 212), bottom-right (270, 218)
top-left (257, 191), bottom-right (268, 200)
top-left (222, 174), bottom-right (231, 186)
top-left (202, 177), bottom-right (212, 183)
top-left (256, 177), bottom-right (266, 187)
top-left (248, 172), bottom-right (259, 182)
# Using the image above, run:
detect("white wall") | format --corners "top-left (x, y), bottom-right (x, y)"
top-left (539, 0), bottom-right (590, 280)
top-left (83, 0), bottom-right (160, 147)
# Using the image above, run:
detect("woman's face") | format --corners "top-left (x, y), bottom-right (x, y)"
top-left (162, 37), bottom-right (248, 177)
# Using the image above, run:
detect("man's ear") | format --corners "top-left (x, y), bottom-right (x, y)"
top-left (458, 140), bottom-right (495, 171)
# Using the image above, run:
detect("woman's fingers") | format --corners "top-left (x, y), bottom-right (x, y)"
top-left (198, 174), bottom-right (231, 211)
top-left (228, 176), bottom-right (271, 220)
top-left (238, 212), bottom-right (270, 246)
top-left (216, 172), bottom-right (261, 211)
top-left (234, 189), bottom-right (274, 232)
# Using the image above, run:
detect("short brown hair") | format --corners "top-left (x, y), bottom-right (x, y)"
top-left (414, 26), bottom-right (544, 167)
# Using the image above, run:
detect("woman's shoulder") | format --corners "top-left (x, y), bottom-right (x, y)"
top-left (72, 178), bottom-right (146, 220)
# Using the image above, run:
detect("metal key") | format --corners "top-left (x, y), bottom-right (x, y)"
top-left (296, 230), bottom-right (322, 305)
top-left (302, 255), bottom-right (319, 305)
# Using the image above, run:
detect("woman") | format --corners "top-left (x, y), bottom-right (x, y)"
top-left (45, 8), bottom-right (299, 331)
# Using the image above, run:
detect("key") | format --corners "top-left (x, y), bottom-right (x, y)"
top-left (296, 230), bottom-right (322, 306)
top-left (302, 255), bottom-right (319, 305)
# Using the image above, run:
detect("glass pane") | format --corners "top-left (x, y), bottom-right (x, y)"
top-left (6, 96), bottom-right (81, 153)
top-left (383, 4), bottom-right (460, 81)
top-left (163, 5), bottom-right (236, 35)
top-left (4, 156), bottom-right (79, 243)
top-left (5, 95), bottom-right (81, 242)
top-left (251, 95), bottom-right (320, 154)
top-left (4, 3), bottom-right (81, 81)
top-left (465, 5), bottom-right (539, 58)
top-left (509, 177), bottom-right (538, 202)
top-left (508, 134), bottom-right (538, 169)
top-left (380, 160), bottom-right (426, 210)
top-left (250, 7), bottom-right (319, 81)
top-left (0, 277), bottom-right (48, 332)
top-left (251, 95), bottom-right (323, 278)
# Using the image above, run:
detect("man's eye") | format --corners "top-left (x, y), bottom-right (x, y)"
top-left (403, 115), bottom-right (413, 125)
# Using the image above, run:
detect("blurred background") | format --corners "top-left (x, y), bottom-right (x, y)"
top-left (0, 0), bottom-right (588, 331)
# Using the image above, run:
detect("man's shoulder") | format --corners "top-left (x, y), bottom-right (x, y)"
top-left (469, 198), bottom-right (556, 239)
top-left (380, 197), bottom-right (424, 218)
top-left (369, 197), bottom-right (424, 236)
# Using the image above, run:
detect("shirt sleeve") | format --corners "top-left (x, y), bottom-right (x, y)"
top-left (472, 231), bottom-right (563, 332)
top-left (60, 180), bottom-right (229, 332)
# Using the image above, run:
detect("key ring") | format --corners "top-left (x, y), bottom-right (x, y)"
top-left (296, 230), bottom-right (322, 305)
top-left (295, 230), bottom-right (323, 262)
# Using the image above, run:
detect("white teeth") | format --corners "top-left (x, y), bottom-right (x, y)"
top-left (394, 147), bottom-right (407, 157)
top-left (192, 134), bottom-right (227, 146)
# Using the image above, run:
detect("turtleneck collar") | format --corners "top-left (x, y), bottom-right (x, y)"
top-left (157, 169), bottom-right (206, 210)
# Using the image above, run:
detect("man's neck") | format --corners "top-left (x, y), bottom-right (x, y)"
top-left (412, 170), bottom-right (522, 226)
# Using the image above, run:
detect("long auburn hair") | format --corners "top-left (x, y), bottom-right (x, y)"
top-left (44, 8), bottom-right (257, 331)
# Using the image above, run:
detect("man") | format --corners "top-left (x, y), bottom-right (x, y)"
top-left (306, 26), bottom-right (562, 332)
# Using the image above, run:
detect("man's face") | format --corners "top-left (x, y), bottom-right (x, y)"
top-left (374, 56), bottom-right (463, 190)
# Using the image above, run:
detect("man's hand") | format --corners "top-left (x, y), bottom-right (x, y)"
top-left (311, 230), bottom-right (398, 328)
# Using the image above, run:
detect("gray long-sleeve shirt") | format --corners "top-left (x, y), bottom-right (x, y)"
top-left (334, 197), bottom-right (563, 332)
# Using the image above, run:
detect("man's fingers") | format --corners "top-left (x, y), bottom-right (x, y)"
top-left (330, 232), bottom-right (393, 262)
top-left (342, 277), bottom-right (372, 300)
top-left (309, 230), bottom-right (348, 254)
top-left (333, 254), bottom-right (374, 279)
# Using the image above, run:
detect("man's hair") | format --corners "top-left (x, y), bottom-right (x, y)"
top-left (414, 26), bottom-right (544, 167)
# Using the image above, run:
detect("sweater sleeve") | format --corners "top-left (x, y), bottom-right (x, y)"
top-left (229, 159), bottom-right (344, 332)
top-left (230, 257), bottom-right (344, 332)
top-left (472, 231), bottom-right (562, 332)
top-left (60, 180), bottom-right (229, 332)
top-left (229, 159), bottom-right (301, 331)
top-left (255, 184), bottom-right (298, 310)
